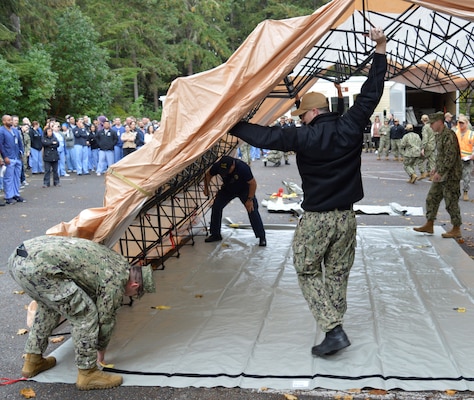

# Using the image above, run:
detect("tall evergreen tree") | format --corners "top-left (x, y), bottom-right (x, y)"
top-left (13, 46), bottom-right (57, 121)
top-left (49, 6), bottom-right (116, 117)
top-left (0, 55), bottom-right (22, 114)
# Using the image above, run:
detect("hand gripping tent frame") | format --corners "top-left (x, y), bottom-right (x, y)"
top-left (47, 0), bottom-right (474, 268)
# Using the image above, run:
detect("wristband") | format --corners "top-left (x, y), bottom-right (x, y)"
top-left (247, 197), bottom-right (254, 201)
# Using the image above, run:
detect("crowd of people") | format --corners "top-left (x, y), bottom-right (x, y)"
top-left (368, 111), bottom-right (473, 198)
top-left (0, 114), bottom-right (160, 205)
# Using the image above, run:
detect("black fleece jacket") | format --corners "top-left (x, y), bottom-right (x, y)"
top-left (230, 53), bottom-right (387, 212)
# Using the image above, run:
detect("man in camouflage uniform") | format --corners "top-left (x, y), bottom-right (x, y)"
top-left (263, 149), bottom-right (284, 166)
top-left (377, 118), bottom-right (391, 160)
top-left (8, 235), bottom-right (155, 390)
top-left (418, 114), bottom-right (437, 180)
top-left (400, 124), bottom-right (422, 183)
top-left (414, 111), bottom-right (462, 238)
top-left (230, 28), bottom-right (387, 357)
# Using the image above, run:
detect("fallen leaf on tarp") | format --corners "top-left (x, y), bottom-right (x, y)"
top-left (369, 389), bottom-right (388, 395)
top-left (17, 328), bottom-right (28, 335)
top-left (194, 294), bottom-right (203, 298)
top-left (150, 305), bottom-right (171, 310)
top-left (445, 389), bottom-right (457, 396)
top-left (347, 388), bottom-right (361, 393)
top-left (283, 394), bottom-right (297, 400)
top-left (20, 387), bottom-right (36, 398)
top-left (99, 361), bottom-right (115, 368)
top-left (50, 336), bottom-right (65, 343)
top-left (0, 271), bottom-right (4, 275)
top-left (13, 290), bottom-right (25, 295)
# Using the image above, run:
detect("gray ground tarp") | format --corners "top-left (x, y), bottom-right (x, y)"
top-left (34, 226), bottom-right (474, 391)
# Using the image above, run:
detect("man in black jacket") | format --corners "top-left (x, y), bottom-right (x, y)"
top-left (96, 120), bottom-right (118, 176)
top-left (229, 27), bottom-right (387, 357)
top-left (389, 118), bottom-right (405, 161)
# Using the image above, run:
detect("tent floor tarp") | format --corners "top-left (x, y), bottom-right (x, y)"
top-left (34, 226), bottom-right (474, 391)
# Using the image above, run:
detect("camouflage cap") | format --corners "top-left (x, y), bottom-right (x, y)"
top-left (428, 111), bottom-right (445, 123)
top-left (130, 264), bottom-right (156, 298)
top-left (141, 264), bottom-right (155, 293)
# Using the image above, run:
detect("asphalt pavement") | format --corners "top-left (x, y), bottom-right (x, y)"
top-left (1, 153), bottom-right (473, 400)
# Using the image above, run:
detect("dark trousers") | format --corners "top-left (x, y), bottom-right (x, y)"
top-left (210, 190), bottom-right (265, 239)
top-left (43, 160), bottom-right (59, 187)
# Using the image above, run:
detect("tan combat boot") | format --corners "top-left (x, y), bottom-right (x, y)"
top-left (413, 220), bottom-right (434, 234)
top-left (409, 174), bottom-right (418, 184)
top-left (441, 226), bottom-right (462, 239)
top-left (22, 353), bottom-right (56, 378)
top-left (463, 191), bottom-right (469, 201)
top-left (76, 366), bottom-right (123, 390)
top-left (417, 172), bottom-right (428, 180)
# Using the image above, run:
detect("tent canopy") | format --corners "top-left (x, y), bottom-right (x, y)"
top-left (47, 0), bottom-right (474, 249)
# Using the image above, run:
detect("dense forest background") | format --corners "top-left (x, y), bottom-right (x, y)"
top-left (0, 0), bottom-right (327, 122)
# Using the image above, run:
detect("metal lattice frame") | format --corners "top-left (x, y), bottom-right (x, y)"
top-left (116, 134), bottom-right (238, 268)
top-left (266, 5), bottom-right (474, 105)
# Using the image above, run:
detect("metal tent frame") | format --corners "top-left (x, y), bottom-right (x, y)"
top-left (115, 2), bottom-right (474, 268)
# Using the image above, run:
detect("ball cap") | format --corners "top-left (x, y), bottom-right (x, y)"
top-left (216, 156), bottom-right (234, 176)
top-left (428, 111), bottom-right (445, 124)
top-left (291, 92), bottom-right (328, 116)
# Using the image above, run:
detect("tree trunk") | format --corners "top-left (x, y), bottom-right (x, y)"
top-left (10, 13), bottom-right (21, 50)
top-left (131, 49), bottom-right (139, 100)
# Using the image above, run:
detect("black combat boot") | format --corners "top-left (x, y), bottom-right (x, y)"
top-left (311, 325), bottom-right (350, 356)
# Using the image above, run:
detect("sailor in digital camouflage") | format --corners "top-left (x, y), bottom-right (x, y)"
top-left (414, 111), bottom-right (462, 238)
top-left (8, 235), bottom-right (155, 391)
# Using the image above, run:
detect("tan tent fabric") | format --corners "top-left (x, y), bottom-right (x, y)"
top-left (47, 0), bottom-right (474, 244)
top-left (411, 0), bottom-right (474, 20)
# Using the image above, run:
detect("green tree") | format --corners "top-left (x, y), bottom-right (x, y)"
top-left (228, 0), bottom-right (323, 50)
top-left (0, 55), bottom-right (22, 114)
top-left (78, 0), bottom-right (179, 113)
top-left (161, 0), bottom-right (234, 76)
top-left (13, 46), bottom-right (57, 121)
top-left (49, 6), bottom-right (116, 117)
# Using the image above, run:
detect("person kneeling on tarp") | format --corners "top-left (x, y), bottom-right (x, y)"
top-left (8, 235), bottom-right (155, 390)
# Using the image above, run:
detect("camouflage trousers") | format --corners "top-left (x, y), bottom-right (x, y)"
top-left (264, 150), bottom-right (283, 164)
top-left (9, 255), bottom-right (99, 369)
top-left (425, 180), bottom-right (462, 226)
top-left (240, 142), bottom-right (251, 165)
top-left (378, 135), bottom-right (390, 157)
top-left (419, 150), bottom-right (436, 174)
top-left (403, 156), bottom-right (422, 177)
top-left (292, 209), bottom-right (356, 332)
top-left (461, 160), bottom-right (472, 192)
top-left (390, 139), bottom-right (401, 158)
